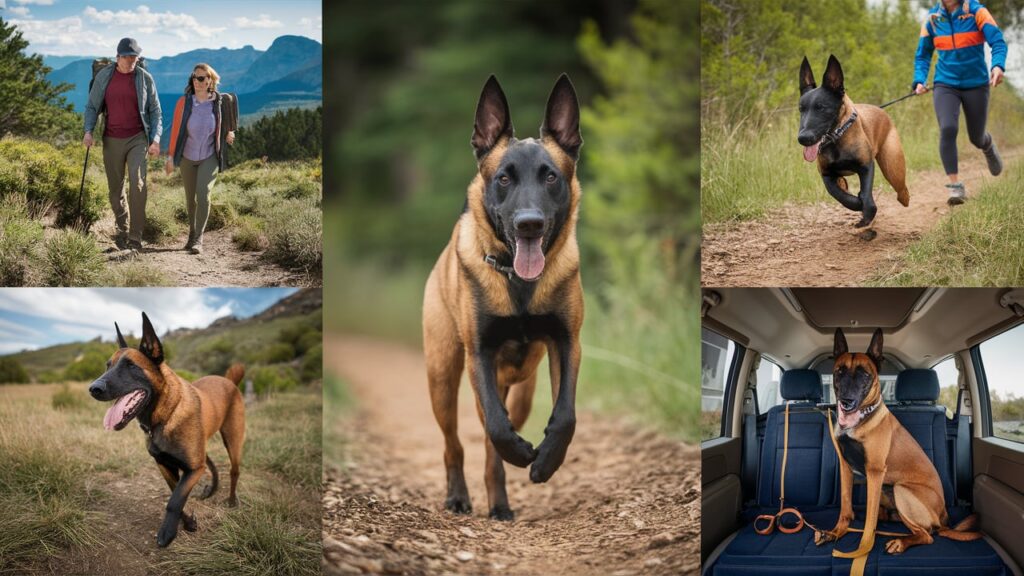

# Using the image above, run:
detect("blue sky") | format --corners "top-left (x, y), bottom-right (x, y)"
top-left (0, 288), bottom-right (297, 354)
top-left (0, 0), bottom-right (321, 58)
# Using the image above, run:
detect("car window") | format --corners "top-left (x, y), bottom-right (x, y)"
top-left (932, 356), bottom-right (960, 414)
top-left (754, 356), bottom-right (784, 412)
top-left (702, 327), bottom-right (736, 441)
top-left (978, 323), bottom-right (1024, 444)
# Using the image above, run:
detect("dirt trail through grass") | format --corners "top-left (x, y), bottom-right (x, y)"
top-left (90, 210), bottom-right (307, 287)
top-left (322, 335), bottom-right (700, 576)
top-left (702, 152), bottom-right (1017, 287)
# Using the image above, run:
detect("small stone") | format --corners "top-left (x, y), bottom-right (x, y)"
top-left (455, 550), bottom-right (475, 562)
top-left (644, 558), bottom-right (664, 567)
top-left (458, 526), bottom-right (478, 538)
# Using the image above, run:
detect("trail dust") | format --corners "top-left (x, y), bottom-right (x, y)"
top-left (322, 336), bottom-right (700, 576)
top-left (702, 153), bottom-right (1014, 287)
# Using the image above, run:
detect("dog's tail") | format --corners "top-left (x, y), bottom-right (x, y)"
top-left (197, 455), bottom-right (220, 500)
top-left (225, 363), bottom-right (245, 386)
top-left (938, 514), bottom-right (984, 541)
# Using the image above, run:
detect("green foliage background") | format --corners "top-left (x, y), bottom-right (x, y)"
top-left (325, 0), bottom-right (699, 439)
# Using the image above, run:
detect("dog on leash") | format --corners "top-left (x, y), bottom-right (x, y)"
top-left (815, 328), bottom-right (980, 556)
top-left (422, 74), bottom-right (584, 520)
top-left (799, 55), bottom-right (910, 240)
top-left (89, 312), bottom-right (245, 547)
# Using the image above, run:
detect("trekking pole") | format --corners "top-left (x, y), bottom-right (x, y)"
top-left (77, 145), bottom-right (90, 231)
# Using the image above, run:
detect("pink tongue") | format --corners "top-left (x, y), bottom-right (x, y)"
top-left (804, 141), bottom-right (821, 162)
top-left (838, 406), bottom-right (861, 429)
top-left (513, 237), bottom-right (545, 281)
top-left (103, 390), bottom-right (144, 431)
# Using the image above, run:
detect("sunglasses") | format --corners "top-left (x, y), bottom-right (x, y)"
top-left (193, 75), bottom-right (208, 82)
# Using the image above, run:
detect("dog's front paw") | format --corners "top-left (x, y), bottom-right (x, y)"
top-left (487, 424), bottom-right (537, 468)
top-left (444, 494), bottom-right (472, 515)
top-left (197, 483), bottom-right (215, 500)
top-left (885, 539), bottom-right (906, 554)
top-left (156, 521), bottom-right (179, 547)
top-left (227, 495), bottom-right (238, 508)
top-left (182, 513), bottom-right (197, 532)
top-left (814, 530), bottom-right (837, 546)
top-left (489, 505), bottom-right (514, 521)
top-left (529, 416), bottom-right (576, 483)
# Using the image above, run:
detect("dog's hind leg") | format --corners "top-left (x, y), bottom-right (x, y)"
top-left (877, 130), bottom-right (910, 207)
top-left (197, 456), bottom-right (219, 500)
top-left (885, 484), bottom-right (941, 554)
top-left (427, 341), bottom-right (472, 515)
top-left (221, 398), bottom-right (245, 507)
top-left (507, 373), bottom-right (536, 431)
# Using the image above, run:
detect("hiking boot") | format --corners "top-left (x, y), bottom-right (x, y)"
top-left (128, 240), bottom-right (143, 252)
top-left (184, 234), bottom-right (196, 251)
top-left (984, 140), bottom-right (1003, 176)
top-left (190, 242), bottom-right (203, 255)
top-left (946, 182), bottom-right (966, 206)
top-left (114, 233), bottom-right (129, 251)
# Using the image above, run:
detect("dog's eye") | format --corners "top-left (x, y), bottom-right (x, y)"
top-left (546, 173), bottom-right (557, 184)
top-left (498, 175), bottom-right (511, 187)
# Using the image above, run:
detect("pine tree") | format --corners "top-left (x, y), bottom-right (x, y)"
top-left (0, 16), bottom-right (79, 139)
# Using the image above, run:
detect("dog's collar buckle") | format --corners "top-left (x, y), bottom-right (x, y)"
top-left (484, 254), bottom-right (515, 280)
top-left (823, 111), bottom-right (858, 147)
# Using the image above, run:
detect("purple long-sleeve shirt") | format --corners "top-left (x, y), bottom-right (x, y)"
top-left (183, 96), bottom-right (216, 162)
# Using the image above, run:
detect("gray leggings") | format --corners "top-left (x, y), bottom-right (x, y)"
top-left (933, 84), bottom-right (992, 175)
top-left (180, 155), bottom-right (219, 242)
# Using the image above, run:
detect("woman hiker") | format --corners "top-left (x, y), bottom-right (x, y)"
top-left (165, 63), bottom-right (238, 254)
top-left (913, 0), bottom-right (1007, 205)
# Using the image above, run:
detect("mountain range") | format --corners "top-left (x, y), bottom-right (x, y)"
top-left (46, 35), bottom-right (322, 145)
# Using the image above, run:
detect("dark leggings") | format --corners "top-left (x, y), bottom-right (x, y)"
top-left (933, 84), bottom-right (992, 175)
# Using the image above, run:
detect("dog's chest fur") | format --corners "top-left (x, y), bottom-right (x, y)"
top-left (837, 430), bottom-right (867, 477)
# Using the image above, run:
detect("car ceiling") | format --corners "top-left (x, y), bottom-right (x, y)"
top-left (703, 288), bottom-right (1024, 370)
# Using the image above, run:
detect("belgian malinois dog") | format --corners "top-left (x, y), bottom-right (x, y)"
top-left (815, 328), bottom-right (980, 557)
top-left (423, 74), bottom-right (584, 521)
top-left (89, 312), bottom-right (245, 547)
top-left (798, 55), bottom-right (910, 240)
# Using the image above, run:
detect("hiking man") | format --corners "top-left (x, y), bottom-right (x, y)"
top-left (83, 37), bottom-right (162, 251)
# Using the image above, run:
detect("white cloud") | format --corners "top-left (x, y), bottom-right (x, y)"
top-left (8, 16), bottom-right (110, 55)
top-left (298, 16), bottom-right (322, 40)
top-left (0, 289), bottom-right (235, 343)
top-left (13, 0), bottom-right (54, 5)
top-left (7, 6), bottom-right (30, 16)
top-left (83, 5), bottom-right (226, 40)
top-left (0, 342), bottom-right (39, 355)
top-left (234, 14), bottom-right (282, 29)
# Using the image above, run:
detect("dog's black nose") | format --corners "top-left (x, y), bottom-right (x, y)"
top-left (797, 133), bottom-right (818, 146)
top-left (513, 210), bottom-right (544, 238)
top-left (89, 382), bottom-right (104, 399)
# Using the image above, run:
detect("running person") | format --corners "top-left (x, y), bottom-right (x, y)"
top-left (914, 0), bottom-right (1007, 205)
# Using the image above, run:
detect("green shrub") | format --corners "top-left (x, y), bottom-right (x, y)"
top-left (295, 331), bottom-right (322, 355)
top-left (37, 370), bottom-right (64, 384)
top-left (0, 357), bottom-right (30, 383)
top-left (63, 350), bottom-right (108, 382)
top-left (0, 137), bottom-right (103, 229)
top-left (251, 365), bottom-right (300, 395)
top-left (255, 342), bottom-right (296, 364)
top-left (232, 216), bottom-right (268, 251)
top-left (283, 180), bottom-right (320, 200)
top-left (101, 261), bottom-right (168, 287)
top-left (143, 195), bottom-right (183, 244)
top-left (195, 338), bottom-right (236, 375)
top-left (301, 344), bottom-right (322, 381)
top-left (0, 196), bottom-right (44, 286)
top-left (43, 230), bottom-right (104, 287)
top-left (205, 202), bottom-right (238, 231)
top-left (51, 383), bottom-right (88, 410)
top-left (264, 199), bottom-right (321, 273)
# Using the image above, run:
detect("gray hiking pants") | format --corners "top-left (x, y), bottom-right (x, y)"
top-left (933, 84), bottom-right (992, 175)
top-left (102, 132), bottom-right (149, 243)
top-left (180, 154), bottom-right (219, 244)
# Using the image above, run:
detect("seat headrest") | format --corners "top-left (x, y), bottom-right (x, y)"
top-left (780, 369), bottom-right (822, 402)
top-left (895, 369), bottom-right (940, 402)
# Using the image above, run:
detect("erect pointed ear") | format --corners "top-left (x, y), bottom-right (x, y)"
top-left (139, 312), bottom-right (164, 365)
top-left (799, 56), bottom-right (817, 94)
top-left (833, 328), bottom-right (848, 359)
top-left (115, 322), bottom-right (128, 349)
top-left (822, 54), bottom-right (844, 95)
top-left (471, 75), bottom-right (514, 160)
top-left (866, 328), bottom-right (884, 369)
top-left (541, 73), bottom-right (582, 160)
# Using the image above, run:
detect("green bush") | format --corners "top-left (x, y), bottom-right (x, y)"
top-left (0, 196), bottom-right (44, 286)
top-left (301, 344), bottom-right (322, 381)
top-left (251, 365), bottom-right (300, 395)
top-left (264, 199), bottom-right (322, 273)
top-left (295, 331), bottom-right (322, 355)
top-left (283, 181), bottom-right (320, 200)
top-left (0, 357), bottom-right (30, 383)
top-left (255, 342), bottom-right (296, 364)
top-left (36, 370), bottom-right (64, 384)
top-left (206, 202), bottom-right (238, 231)
top-left (195, 338), bottom-right (236, 376)
top-left (43, 230), bottom-right (104, 287)
top-left (143, 194), bottom-right (183, 244)
top-left (232, 216), bottom-right (268, 251)
top-left (63, 350), bottom-right (108, 382)
top-left (0, 137), bottom-right (103, 229)
top-left (51, 383), bottom-right (88, 410)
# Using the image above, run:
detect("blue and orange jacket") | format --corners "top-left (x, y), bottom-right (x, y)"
top-left (914, 0), bottom-right (1007, 90)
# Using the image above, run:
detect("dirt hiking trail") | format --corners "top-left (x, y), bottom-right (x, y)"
top-left (702, 153), bottom-right (1014, 287)
top-left (323, 335), bottom-right (700, 576)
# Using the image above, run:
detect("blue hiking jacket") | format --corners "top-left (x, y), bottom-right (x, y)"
top-left (914, 0), bottom-right (1007, 90)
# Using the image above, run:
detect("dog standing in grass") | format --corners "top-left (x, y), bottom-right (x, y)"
top-left (423, 74), bottom-right (584, 520)
top-left (798, 55), bottom-right (910, 240)
top-left (89, 312), bottom-right (245, 547)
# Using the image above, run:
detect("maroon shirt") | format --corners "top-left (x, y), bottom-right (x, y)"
top-left (104, 70), bottom-right (144, 139)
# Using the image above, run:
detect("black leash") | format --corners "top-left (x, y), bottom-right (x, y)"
top-left (879, 84), bottom-right (931, 109)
